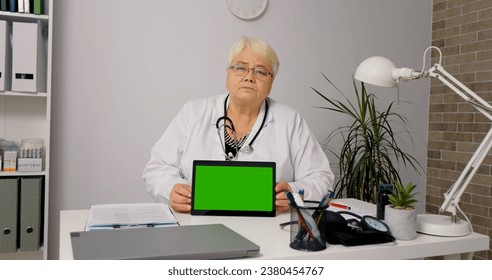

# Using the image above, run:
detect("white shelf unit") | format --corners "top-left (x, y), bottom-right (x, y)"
top-left (0, 0), bottom-right (52, 260)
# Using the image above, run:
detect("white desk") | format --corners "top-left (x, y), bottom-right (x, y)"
top-left (59, 199), bottom-right (489, 260)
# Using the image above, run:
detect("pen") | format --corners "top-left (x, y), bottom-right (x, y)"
top-left (328, 190), bottom-right (335, 199)
top-left (329, 202), bottom-right (351, 210)
top-left (318, 192), bottom-right (332, 208)
top-left (285, 191), bottom-right (313, 240)
top-left (113, 224), bottom-right (155, 229)
top-left (292, 207), bottom-right (316, 241)
top-left (293, 192), bottom-right (305, 207)
top-left (312, 192), bottom-right (332, 225)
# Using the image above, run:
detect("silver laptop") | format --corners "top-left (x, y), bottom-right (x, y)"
top-left (70, 224), bottom-right (260, 260)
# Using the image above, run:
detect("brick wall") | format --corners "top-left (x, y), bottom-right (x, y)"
top-left (429, 0), bottom-right (492, 260)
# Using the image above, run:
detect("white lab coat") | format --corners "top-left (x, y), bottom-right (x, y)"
top-left (143, 94), bottom-right (334, 202)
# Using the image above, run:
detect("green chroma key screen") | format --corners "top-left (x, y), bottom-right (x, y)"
top-left (191, 160), bottom-right (276, 217)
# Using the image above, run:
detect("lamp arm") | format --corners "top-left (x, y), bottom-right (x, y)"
top-left (428, 64), bottom-right (492, 219)
top-left (428, 64), bottom-right (492, 119)
top-left (441, 128), bottom-right (492, 218)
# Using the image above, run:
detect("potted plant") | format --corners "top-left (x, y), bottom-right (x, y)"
top-left (312, 75), bottom-right (421, 203)
top-left (385, 182), bottom-right (418, 240)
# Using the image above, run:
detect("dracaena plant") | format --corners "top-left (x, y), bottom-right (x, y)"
top-left (312, 75), bottom-right (421, 203)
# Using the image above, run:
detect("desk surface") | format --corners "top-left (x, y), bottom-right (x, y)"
top-left (59, 199), bottom-right (489, 260)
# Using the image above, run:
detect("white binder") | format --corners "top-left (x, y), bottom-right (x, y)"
top-left (17, 0), bottom-right (24, 13)
top-left (11, 21), bottom-right (46, 93)
top-left (0, 20), bottom-right (11, 92)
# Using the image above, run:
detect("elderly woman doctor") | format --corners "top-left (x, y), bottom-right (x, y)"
top-left (143, 37), bottom-right (334, 213)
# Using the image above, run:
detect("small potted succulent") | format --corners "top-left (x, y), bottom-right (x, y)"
top-left (384, 182), bottom-right (418, 240)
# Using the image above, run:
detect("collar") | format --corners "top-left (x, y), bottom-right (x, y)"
top-left (211, 94), bottom-right (273, 125)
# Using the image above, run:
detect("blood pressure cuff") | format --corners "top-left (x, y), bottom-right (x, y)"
top-left (323, 229), bottom-right (395, 246)
top-left (319, 211), bottom-right (396, 246)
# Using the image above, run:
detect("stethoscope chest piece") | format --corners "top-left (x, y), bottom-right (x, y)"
top-left (242, 145), bottom-right (254, 154)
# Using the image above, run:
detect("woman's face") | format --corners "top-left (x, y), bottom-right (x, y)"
top-left (226, 47), bottom-right (274, 107)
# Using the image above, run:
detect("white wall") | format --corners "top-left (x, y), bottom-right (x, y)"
top-left (49, 0), bottom-right (432, 259)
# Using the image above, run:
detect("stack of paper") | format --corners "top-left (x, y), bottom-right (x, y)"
top-left (85, 203), bottom-right (178, 231)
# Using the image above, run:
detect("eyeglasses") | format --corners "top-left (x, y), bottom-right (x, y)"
top-left (228, 64), bottom-right (273, 79)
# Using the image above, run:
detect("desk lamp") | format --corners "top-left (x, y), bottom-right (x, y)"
top-left (354, 46), bottom-right (492, 237)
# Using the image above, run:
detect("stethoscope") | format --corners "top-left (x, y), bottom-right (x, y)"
top-left (215, 94), bottom-right (269, 160)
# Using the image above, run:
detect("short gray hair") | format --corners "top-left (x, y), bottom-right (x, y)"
top-left (228, 37), bottom-right (280, 77)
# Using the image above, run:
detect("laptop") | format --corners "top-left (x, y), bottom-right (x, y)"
top-left (191, 160), bottom-right (276, 217)
top-left (71, 224), bottom-right (260, 260)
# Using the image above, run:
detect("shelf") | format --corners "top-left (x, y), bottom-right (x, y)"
top-left (0, 91), bottom-right (48, 98)
top-left (0, 171), bottom-right (46, 177)
top-left (0, 11), bottom-right (48, 24)
top-left (0, 249), bottom-right (43, 260)
top-left (0, 0), bottom-right (52, 261)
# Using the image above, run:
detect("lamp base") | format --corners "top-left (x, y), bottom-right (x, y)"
top-left (417, 214), bottom-right (471, 237)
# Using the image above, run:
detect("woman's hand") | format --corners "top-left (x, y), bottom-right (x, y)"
top-left (275, 182), bottom-right (291, 213)
top-left (170, 184), bottom-right (192, 213)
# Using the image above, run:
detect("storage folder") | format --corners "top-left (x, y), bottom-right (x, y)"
top-left (19, 176), bottom-right (43, 251)
top-left (11, 22), bottom-right (46, 93)
top-left (33, 0), bottom-right (43, 15)
top-left (16, 0), bottom-right (22, 13)
top-left (24, 0), bottom-right (34, 14)
top-left (9, 0), bottom-right (17, 12)
top-left (0, 20), bottom-right (11, 92)
top-left (0, 0), bottom-right (8, 11)
top-left (0, 178), bottom-right (19, 253)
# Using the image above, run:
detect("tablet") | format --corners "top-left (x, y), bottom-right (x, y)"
top-left (191, 160), bottom-right (276, 217)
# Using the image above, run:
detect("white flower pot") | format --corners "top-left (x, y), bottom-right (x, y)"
top-left (384, 205), bottom-right (417, 240)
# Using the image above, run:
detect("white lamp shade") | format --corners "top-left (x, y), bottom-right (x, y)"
top-left (354, 56), bottom-right (397, 88)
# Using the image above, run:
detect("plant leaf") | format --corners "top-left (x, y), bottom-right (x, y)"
top-left (312, 76), bottom-right (423, 203)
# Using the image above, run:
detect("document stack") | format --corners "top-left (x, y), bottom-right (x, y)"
top-left (85, 203), bottom-right (178, 231)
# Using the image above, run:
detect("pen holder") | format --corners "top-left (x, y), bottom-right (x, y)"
top-left (289, 200), bottom-right (328, 251)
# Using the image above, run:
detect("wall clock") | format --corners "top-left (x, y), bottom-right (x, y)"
top-left (226, 0), bottom-right (268, 20)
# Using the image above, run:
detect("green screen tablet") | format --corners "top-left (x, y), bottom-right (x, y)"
top-left (191, 160), bottom-right (276, 217)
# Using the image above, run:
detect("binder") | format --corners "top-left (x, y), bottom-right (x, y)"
top-left (1, 0), bottom-right (8, 11)
top-left (0, 20), bottom-right (11, 92)
top-left (19, 176), bottom-right (43, 251)
top-left (8, 0), bottom-right (16, 12)
top-left (11, 21), bottom-right (46, 93)
top-left (16, 0), bottom-right (22, 13)
top-left (24, 0), bottom-right (33, 14)
top-left (33, 0), bottom-right (42, 15)
top-left (0, 178), bottom-right (19, 253)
